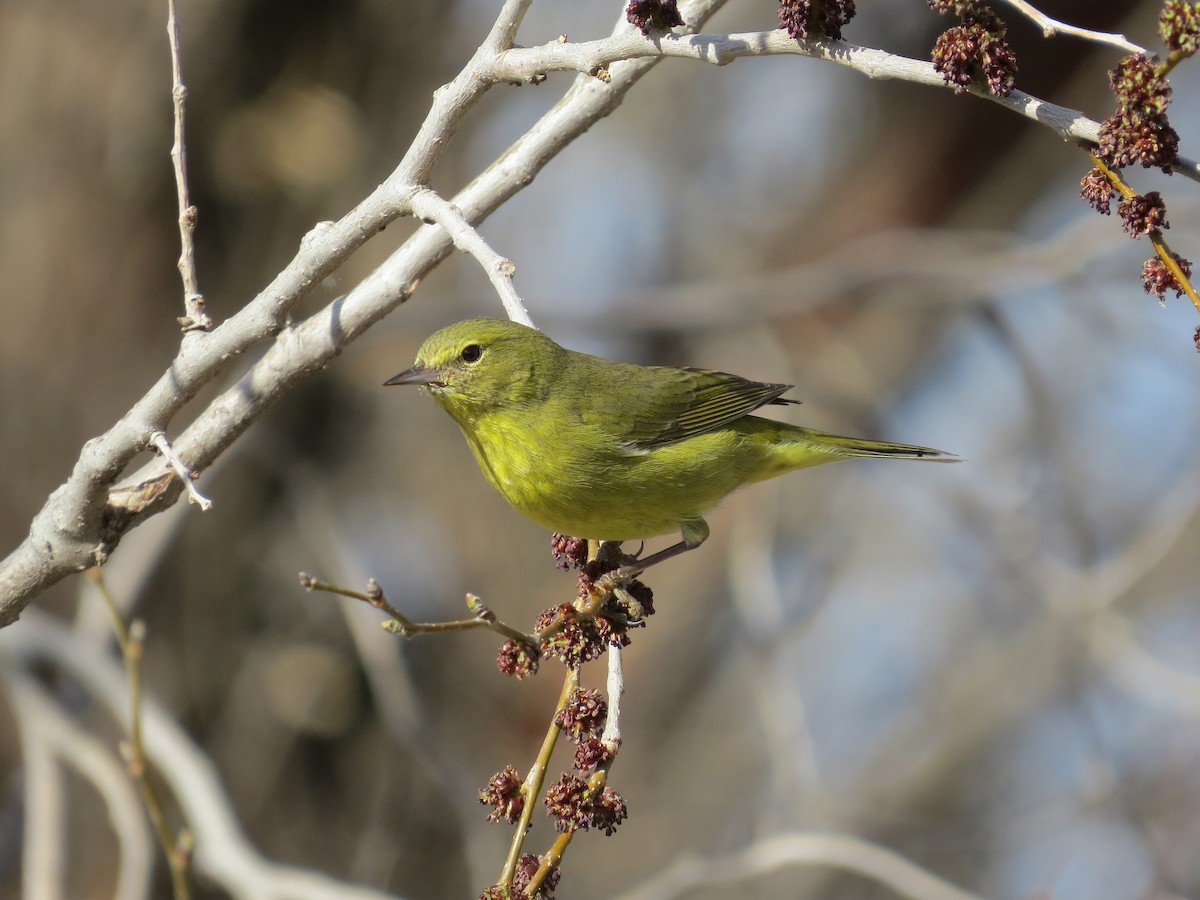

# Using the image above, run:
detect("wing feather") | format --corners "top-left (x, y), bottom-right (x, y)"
top-left (580, 364), bottom-right (797, 450)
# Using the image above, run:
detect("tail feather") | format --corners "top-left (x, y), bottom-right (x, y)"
top-left (802, 429), bottom-right (959, 462)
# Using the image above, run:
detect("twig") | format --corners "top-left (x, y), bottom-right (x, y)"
top-left (166, 0), bottom-right (211, 332)
top-left (149, 432), bottom-right (212, 510)
top-left (1089, 152), bottom-right (1200, 313)
top-left (524, 646), bottom-right (625, 896)
top-left (298, 573), bottom-right (539, 652)
top-left (408, 188), bottom-right (534, 327)
top-left (994, 0), bottom-right (1147, 55)
top-left (500, 668), bottom-right (580, 888)
top-left (92, 570), bottom-right (193, 900)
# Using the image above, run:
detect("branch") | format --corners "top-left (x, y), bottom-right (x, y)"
top-left (994, 0), bottom-right (1148, 55)
top-left (167, 0), bottom-right (211, 332)
top-left (409, 188), bottom-right (534, 327)
top-left (491, 30), bottom-right (1200, 184)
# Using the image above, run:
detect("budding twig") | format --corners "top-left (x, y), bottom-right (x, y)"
top-left (167, 0), bottom-right (211, 332)
top-left (298, 574), bottom-right (539, 652)
top-left (92, 570), bottom-right (194, 900)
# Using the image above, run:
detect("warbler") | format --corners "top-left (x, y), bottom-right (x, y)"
top-left (386, 317), bottom-right (955, 572)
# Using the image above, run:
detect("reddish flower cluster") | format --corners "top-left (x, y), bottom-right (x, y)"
top-left (929, 3), bottom-right (1016, 97)
top-left (1141, 254), bottom-right (1193, 302)
top-left (1079, 168), bottom-right (1114, 215)
top-left (479, 765), bottom-right (524, 824)
top-left (778, 0), bottom-right (857, 41)
top-left (625, 0), bottom-right (684, 34)
top-left (479, 856), bottom-right (560, 900)
top-left (1118, 191), bottom-right (1169, 237)
top-left (554, 689), bottom-right (608, 741)
top-left (1160, 0), bottom-right (1200, 54)
top-left (550, 533), bottom-right (589, 571)
top-left (537, 603), bottom-right (608, 668)
top-left (496, 638), bottom-right (539, 679)
top-left (1096, 55), bottom-right (1178, 171)
top-left (512, 854), bottom-right (561, 899)
top-left (543, 773), bottom-right (628, 835)
top-left (574, 737), bottom-right (613, 771)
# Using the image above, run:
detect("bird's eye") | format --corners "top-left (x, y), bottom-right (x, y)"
top-left (460, 344), bottom-right (483, 363)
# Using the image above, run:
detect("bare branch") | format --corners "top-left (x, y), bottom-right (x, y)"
top-left (492, 30), bottom-right (1200, 184)
top-left (995, 0), bottom-right (1149, 55)
top-left (166, 0), bottom-right (211, 332)
top-left (409, 188), bottom-right (534, 326)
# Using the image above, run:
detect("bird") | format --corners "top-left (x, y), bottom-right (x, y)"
top-left (385, 317), bottom-right (955, 575)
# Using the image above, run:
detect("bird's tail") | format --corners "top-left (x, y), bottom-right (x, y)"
top-left (797, 427), bottom-right (958, 462)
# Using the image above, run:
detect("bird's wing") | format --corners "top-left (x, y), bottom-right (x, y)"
top-left (587, 366), bottom-right (797, 451)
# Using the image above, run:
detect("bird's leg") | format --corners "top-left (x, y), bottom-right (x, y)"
top-left (608, 519), bottom-right (710, 582)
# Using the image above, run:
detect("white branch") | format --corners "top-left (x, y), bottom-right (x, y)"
top-left (408, 188), bottom-right (534, 327)
top-left (995, 0), bottom-right (1149, 55)
top-left (150, 431), bottom-right (212, 510)
top-left (602, 643), bottom-right (624, 749)
top-left (492, 30), bottom-right (1200, 183)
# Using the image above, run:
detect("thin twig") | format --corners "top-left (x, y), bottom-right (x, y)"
top-left (525, 645), bottom-right (626, 896)
top-left (994, 0), bottom-right (1147, 55)
top-left (298, 574), bottom-right (539, 651)
top-left (149, 432), bottom-right (212, 510)
top-left (500, 668), bottom-right (580, 888)
top-left (166, 0), bottom-right (210, 332)
top-left (1090, 152), bottom-right (1200, 313)
top-left (92, 570), bottom-right (194, 900)
top-left (409, 188), bottom-right (534, 326)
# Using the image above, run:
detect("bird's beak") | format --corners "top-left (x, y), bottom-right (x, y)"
top-left (383, 363), bottom-right (445, 387)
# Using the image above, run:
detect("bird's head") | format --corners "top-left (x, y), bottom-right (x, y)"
top-left (384, 317), bottom-right (561, 421)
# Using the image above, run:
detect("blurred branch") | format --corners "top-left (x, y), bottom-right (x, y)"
top-left (615, 831), bottom-right (980, 900)
top-left (5, 669), bottom-right (152, 900)
top-left (0, 611), bottom-right (399, 900)
top-left (94, 569), bottom-right (194, 900)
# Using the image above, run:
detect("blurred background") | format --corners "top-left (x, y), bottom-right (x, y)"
top-left (2, 1), bottom-right (1199, 898)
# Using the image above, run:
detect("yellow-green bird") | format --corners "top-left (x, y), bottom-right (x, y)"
top-left (386, 317), bottom-right (955, 573)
